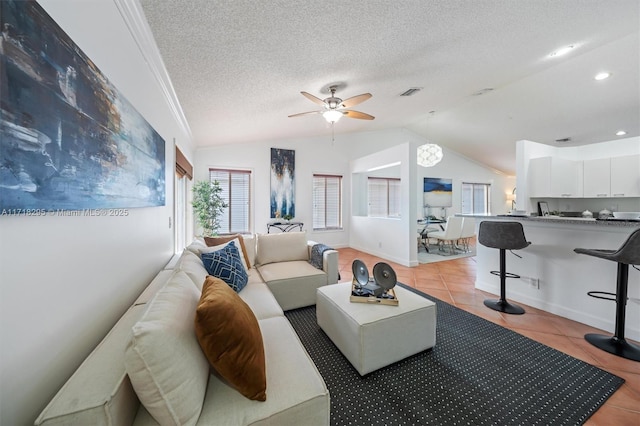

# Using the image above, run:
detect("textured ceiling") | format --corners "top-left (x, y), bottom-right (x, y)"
top-left (139, 0), bottom-right (640, 175)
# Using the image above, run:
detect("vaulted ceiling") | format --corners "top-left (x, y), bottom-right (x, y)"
top-left (139, 0), bottom-right (640, 175)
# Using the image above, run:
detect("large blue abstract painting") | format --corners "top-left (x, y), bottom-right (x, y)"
top-left (270, 148), bottom-right (295, 219)
top-left (0, 0), bottom-right (165, 212)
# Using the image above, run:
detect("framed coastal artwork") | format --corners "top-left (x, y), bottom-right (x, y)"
top-left (0, 0), bottom-right (165, 212)
top-left (270, 148), bottom-right (295, 219)
top-left (423, 177), bottom-right (453, 207)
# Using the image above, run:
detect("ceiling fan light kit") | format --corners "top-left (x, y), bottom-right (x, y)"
top-left (322, 110), bottom-right (343, 123)
top-left (289, 85), bottom-right (375, 125)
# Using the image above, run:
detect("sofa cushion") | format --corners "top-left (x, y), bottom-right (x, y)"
top-left (204, 234), bottom-right (252, 269)
top-left (201, 241), bottom-right (249, 292)
top-left (124, 271), bottom-right (209, 426)
top-left (238, 282), bottom-right (284, 320)
top-left (195, 276), bottom-right (267, 401)
top-left (257, 261), bottom-right (327, 311)
top-left (176, 250), bottom-right (209, 291)
top-left (256, 231), bottom-right (308, 265)
top-left (243, 235), bottom-right (256, 267)
top-left (134, 269), bottom-right (174, 305)
top-left (34, 304), bottom-right (147, 426)
top-left (133, 316), bottom-right (329, 426)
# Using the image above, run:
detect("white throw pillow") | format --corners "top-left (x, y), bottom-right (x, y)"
top-left (124, 271), bottom-right (209, 426)
top-left (256, 231), bottom-right (308, 265)
top-left (185, 239), bottom-right (207, 255)
top-left (177, 250), bottom-right (209, 291)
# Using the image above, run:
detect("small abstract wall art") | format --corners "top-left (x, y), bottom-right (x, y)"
top-left (0, 0), bottom-right (165, 212)
top-left (424, 177), bottom-right (452, 207)
top-left (270, 148), bottom-right (295, 219)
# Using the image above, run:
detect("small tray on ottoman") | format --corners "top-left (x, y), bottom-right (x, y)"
top-left (349, 280), bottom-right (398, 306)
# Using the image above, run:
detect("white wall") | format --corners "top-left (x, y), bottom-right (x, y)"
top-left (0, 1), bottom-right (193, 424)
top-left (194, 134), bottom-right (352, 248)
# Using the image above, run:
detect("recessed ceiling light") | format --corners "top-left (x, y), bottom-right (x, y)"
top-left (549, 44), bottom-right (576, 58)
top-left (594, 72), bottom-right (611, 80)
top-left (616, 130), bottom-right (627, 136)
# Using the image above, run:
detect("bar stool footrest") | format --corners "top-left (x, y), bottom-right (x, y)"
top-left (587, 291), bottom-right (616, 302)
top-left (490, 270), bottom-right (520, 279)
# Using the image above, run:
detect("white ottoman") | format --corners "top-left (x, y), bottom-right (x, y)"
top-left (316, 282), bottom-right (436, 375)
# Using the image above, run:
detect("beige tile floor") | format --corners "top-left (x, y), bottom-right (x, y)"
top-left (336, 245), bottom-right (640, 425)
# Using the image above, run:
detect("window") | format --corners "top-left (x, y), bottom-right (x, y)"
top-left (461, 182), bottom-right (491, 215)
top-left (368, 177), bottom-right (401, 218)
top-left (209, 168), bottom-right (251, 234)
top-left (313, 174), bottom-right (342, 230)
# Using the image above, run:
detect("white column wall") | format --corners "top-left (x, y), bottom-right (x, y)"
top-left (349, 143), bottom-right (416, 266)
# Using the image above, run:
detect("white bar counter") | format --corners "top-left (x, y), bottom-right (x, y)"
top-left (468, 215), bottom-right (640, 340)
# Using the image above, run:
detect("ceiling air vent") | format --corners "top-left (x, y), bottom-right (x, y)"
top-left (555, 137), bottom-right (572, 143)
top-left (400, 87), bottom-right (423, 96)
top-left (471, 88), bottom-right (494, 96)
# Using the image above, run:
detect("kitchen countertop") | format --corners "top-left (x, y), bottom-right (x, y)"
top-left (458, 214), bottom-right (640, 227)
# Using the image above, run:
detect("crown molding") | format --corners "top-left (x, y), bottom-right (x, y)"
top-left (113, 0), bottom-right (192, 142)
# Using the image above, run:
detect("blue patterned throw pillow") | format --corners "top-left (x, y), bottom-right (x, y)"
top-left (201, 241), bottom-right (249, 292)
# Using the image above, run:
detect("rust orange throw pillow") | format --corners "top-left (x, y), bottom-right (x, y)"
top-left (194, 276), bottom-right (266, 401)
top-left (204, 234), bottom-right (252, 269)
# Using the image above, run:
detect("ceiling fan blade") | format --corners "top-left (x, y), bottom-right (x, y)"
top-left (301, 92), bottom-right (326, 106)
top-left (343, 110), bottom-right (375, 120)
top-left (288, 110), bottom-right (321, 118)
top-left (340, 93), bottom-right (372, 108)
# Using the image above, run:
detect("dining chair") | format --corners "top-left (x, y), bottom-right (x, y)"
top-left (429, 216), bottom-right (464, 255)
top-left (458, 217), bottom-right (476, 252)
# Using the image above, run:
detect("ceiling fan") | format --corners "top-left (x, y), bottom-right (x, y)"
top-left (288, 85), bottom-right (375, 123)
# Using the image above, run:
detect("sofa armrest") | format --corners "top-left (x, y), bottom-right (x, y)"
top-left (323, 249), bottom-right (339, 284)
top-left (307, 241), bottom-right (339, 284)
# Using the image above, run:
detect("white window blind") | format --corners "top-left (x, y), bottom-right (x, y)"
top-left (210, 169), bottom-right (251, 234)
top-left (388, 178), bottom-right (401, 217)
top-left (461, 182), bottom-right (491, 215)
top-left (313, 174), bottom-right (342, 230)
top-left (368, 177), bottom-right (401, 218)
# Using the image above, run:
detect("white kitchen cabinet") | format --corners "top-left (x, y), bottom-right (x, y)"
top-left (610, 154), bottom-right (640, 197)
top-left (583, 158), bottom-right (611, 197)
top-left (528, 157), bottom-right (582, 198)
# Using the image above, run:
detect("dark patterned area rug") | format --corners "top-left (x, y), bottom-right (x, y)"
top-left (284, 284), bottom-right (624, 426)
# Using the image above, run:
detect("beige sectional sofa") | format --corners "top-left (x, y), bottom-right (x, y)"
top-left (35, 232), bottom-right (338, 426)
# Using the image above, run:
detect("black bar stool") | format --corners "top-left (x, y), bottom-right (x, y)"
top-left (574, 228), bottom-right (640, 362)
top-left (478, 221), bottom-right (530, 315)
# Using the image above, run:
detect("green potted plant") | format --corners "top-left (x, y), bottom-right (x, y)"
top-left (283, 214), bottom-right (293, 223)
top-left (192, 180), bottom-right (227, 237)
